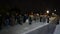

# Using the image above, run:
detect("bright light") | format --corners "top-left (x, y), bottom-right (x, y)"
top-left (47, 10), bottom-right (49, 14)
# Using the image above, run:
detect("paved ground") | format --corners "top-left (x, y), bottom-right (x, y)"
top-left (53, 20), bottom-right (60, 34)
top-left (53, 25), bottom-right (60, 34)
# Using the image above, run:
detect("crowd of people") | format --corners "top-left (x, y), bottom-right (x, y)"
top-left (0, 12), bottom-right (50, 30)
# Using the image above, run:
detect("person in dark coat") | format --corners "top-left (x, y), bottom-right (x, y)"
top-left (29, 15), bottom-right (32, 25)
top-left (15, 13), bottom-right (19, 24)
top-left (4, 12), bottom-right (10, 26)
top-left (40, 16), bottom-right (42, 22)
top-left (23, 14), bottom-right (28, 23)
top-left (10, 15), bottom-right (15, 26)
top-left (47, 16), bottom-right (49, 23)
top-left (18, 14), bottom-right (23, 25)
top-left (56, 19), bottom-right (59, 25)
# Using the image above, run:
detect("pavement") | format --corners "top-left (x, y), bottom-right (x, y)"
top-left (53, 20), bottom-right (60, 34)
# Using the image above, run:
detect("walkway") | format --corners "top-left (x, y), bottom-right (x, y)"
top-left (53, 22), bottom-right (60, 34)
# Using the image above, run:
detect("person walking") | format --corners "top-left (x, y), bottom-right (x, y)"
top-left (4, 12), bottom-right (10, 26)
top-left (47, 16), bottom-right (49, 23)
top-left (23, 14), bottom-right (28, 23)
top-left (15, 13), bottom-right (19, 24)
top-left (10, 15), bottom-right (15, 26)
top-left (18, 14), bottom-right (23, 25)
top-left (29, 15), bottom-right (32, 25)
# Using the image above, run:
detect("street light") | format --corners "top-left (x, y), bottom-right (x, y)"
top-left (46, 10), bottom-right (49, 14)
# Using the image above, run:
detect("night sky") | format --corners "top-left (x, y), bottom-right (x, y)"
top-left (0, 0), bottom-right (60, 15)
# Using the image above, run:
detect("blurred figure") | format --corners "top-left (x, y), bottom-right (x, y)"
top-left (29, 15), bottom-right (32, 25)
top-left (33, 14), bottom-right (36, 21)
top-left (0, 14), bottom-right (2, 29)
top-left (56, 19), bottom-right (59, 25)
top-left (43, 15), bottom-right (46, 23)
top-left (15, 13), bottom-right (19, 24)
top-left (36, 13), bottom-right (40, 22)
top-left (47, 16), bottom-right (49, 23)
top-left (10, 15), bottom-right (15, 26)
top-left (23, 14), bottom-right (28, 23)
top-left (4, 12), bottom-right (10, 26)
top-left (40, 14), bottom-right (42, 22)
top-left (36, 13), bottom-right (39, 19)
top-left (18, 14), bottom-right (23, 25)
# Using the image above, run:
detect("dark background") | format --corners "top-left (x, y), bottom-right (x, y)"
top-left (0, 0), bottom-right (60, 15)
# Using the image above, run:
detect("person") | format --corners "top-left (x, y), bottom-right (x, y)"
top-left (56, 19), bottom-right (59, 25)
top-left (0, 14), bottom-right (2, 29)
top-left (33, 14), bottom-right (36, 21)
top-left (18, 14), bottom-right (23, 25)
top-left (29, 15), bottom-right (32, 25)
top-left (47, 16), bottom-right (49, 23)
top-left (15, 13), bottom-right (19, 24)
top-left (10, 15), bottom-right (15, 26)
top-left (23, 14), bottom-right (28, 23)
top-left (40, 15), bottom-right (42, 22)
top-left (4, 12), bottom-right (10, 26)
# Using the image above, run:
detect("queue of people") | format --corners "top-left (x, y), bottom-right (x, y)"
top-left (0, 12), bottom-right (50, 30)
